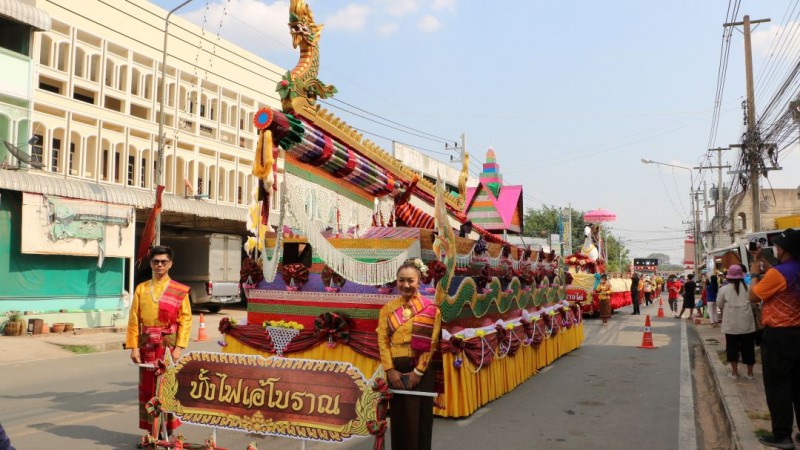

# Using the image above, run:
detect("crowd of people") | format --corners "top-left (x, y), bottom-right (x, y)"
top-left (625, 229), bottom-right (800, 450)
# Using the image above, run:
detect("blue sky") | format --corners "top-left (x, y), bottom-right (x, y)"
top-left (152, 0), bottom-right (800, 265)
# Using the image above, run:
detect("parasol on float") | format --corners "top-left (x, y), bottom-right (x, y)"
top-left (583, 208), bottom-right (616, 265)
top-left (583, 208), bottom-right (617, 223)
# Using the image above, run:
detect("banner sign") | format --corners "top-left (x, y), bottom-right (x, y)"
top-left (158, 352), bottom-right (379, 443)
top-left (565, 289), bottom-right (587, 302)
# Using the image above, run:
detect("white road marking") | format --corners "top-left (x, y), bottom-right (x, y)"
top-left (455, 407), bottom-right (491, 427)
top-left (678, 320), bottom-right (697, 449)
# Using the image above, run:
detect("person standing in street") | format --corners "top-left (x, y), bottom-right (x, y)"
top-left (630, 272), bottom-right (640, 315)
top-left (749, 229), bottom-right (800, 450)
top-left (126, 246), bottom-right (192, 435)
top-left (667, 274), bottom-right (681, 317)
top-left (597, 274), bottom-right (612, 325)
top-left (677, 274), bottom-right (696, 320)
top-left (643, 275), bottom-right (655, 306)
top-left (377, 260), bottom-right (442, 450)
top-left (717, 265), bottom-right (756, 380)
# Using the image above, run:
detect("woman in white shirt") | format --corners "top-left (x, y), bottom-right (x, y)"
top-left (717, 265), bottom-right (756, 380)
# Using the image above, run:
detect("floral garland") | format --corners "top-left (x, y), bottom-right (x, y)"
top-left (240, 257), bottom-right (264, 287)
top-left (262, 320), bottom-right (304, 331)
top-left (321, 265), bottom-right (346, 290)
top-left (424, 260), bottom-right (447, 285)
top-left (281, 263), bottom-right (309, 287)
top-left (564, 253), bottom-right (597, 274)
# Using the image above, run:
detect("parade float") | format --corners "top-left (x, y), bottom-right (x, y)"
top-left (564, 212), bottom-right (632, 316)
top-left (212, 0), bottom-right (584, 432)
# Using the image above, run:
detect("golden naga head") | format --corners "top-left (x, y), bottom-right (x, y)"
top-left (289, 0), bottom-right (323, 49)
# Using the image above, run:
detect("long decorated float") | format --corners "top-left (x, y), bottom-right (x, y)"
top-left (564, 223), bottom-right (632, 316)
top-left (218, 0), bottom-right (584, 422)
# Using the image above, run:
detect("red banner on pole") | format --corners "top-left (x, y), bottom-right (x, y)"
top-left (136, 185), bottom-right (165, 266)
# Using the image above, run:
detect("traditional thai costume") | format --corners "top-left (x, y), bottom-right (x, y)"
top-left (597, 281), bottom-right (612, 320)
top-left (125, 277), bottom-right (192, 432)
top-left (376, 294), bottom-right (442, 450)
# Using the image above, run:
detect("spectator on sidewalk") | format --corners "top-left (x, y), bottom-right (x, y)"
top-left (749, 228), bottom-right (800, 450)
top-left (677, 274), bottom-right (697, 320)
top-left (706, 275), bottom-right (719, 327)
top-left (717, 265), bottom-right (756, 380)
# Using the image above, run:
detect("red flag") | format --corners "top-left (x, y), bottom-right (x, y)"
top-left (136, 185), bottom-right (165, 267)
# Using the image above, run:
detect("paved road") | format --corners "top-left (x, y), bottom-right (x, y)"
top-left (1, 302), bottom-right (694, 449)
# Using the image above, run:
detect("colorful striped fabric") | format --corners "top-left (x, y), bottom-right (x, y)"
top-left (394, 203), bottom-right (435, 229)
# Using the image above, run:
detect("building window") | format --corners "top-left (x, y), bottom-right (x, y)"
top-left (69, 143), bottom-right (76, 174)
top-left (197, 178), bottom-right (203, 195)
top-left (50, 138), bottom-right (61, 172)
top-left (0, 17), bottom-right (31, 56)
top-left (127, 155), bottom-right (135, 186)
top-left (102, 149), bottom-right (109, 180)
top-left (31, 134), bottom-right (44, 165)
top-left (140, 158), bottom-right (146, 187)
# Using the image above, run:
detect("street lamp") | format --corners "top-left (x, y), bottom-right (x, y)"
top-left (641, 158), bottom-right (700, 278)
top-left (154, 0), bottom-right (194, 245)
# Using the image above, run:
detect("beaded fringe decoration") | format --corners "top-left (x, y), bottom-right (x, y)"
top-left (260, 178), bottom-right (288, 283)
top-left (286, 189), bottom-right (411, 286)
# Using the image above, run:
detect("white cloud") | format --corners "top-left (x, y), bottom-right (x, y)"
top-left (325, 4), bottom-right (372, 32)
top-left (183, 0), bottom-right (292, 54)
top-left (431, 0), bottom-right (455, 12)
top-left (417, 15), bottom-right (441, 32)
top-left (377, 23), bottom-right (399, 37)
top-left (382, 0), bottom-right (419, 18)
top-left (752, 22), bottom-right (800, 59)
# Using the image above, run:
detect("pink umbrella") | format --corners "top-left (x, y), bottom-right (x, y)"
top-left (584, 208), bottom-right (616, 223)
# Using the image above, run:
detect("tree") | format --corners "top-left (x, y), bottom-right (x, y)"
top-left (523, 206), bottom-right (585, 254)
top-left (646, 253), bottom-right (670, 266)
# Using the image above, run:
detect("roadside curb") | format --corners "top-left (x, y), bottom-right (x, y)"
top-left (698, 331), bottom-right (764, 450)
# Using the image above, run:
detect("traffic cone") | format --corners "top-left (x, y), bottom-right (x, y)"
top-left (195, 313), bottom-right (208, 342)
top-left (657, 297), bottom-right (665, 318)
top-left (638, 315), bottom-right (657, 349)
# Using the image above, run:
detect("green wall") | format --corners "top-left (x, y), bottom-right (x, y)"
top-left (0, 190), bottom-right (124, 313)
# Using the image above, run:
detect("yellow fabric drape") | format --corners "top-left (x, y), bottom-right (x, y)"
top-left (223, 322), bottom-right (584, 419)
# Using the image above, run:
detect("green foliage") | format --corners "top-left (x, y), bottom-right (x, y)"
top-left (59, 344), bottom-right (97, 354)
top-left (647, 253), bottom-right (671, 265)
top-left (523, 206), bottom-right (631, 272)
top-left (522, 206), bottom-right (586, 253)
top-left (5, 311), bottom-right (23, 323)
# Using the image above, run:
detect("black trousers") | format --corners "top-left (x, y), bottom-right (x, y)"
top-left (390, 357), bottom-right (434, 450)
top-left (725, 332), bottom-right (756, 365)
top-left (631, 293), bottom-right (640, 314)
top-left (761, 326), bottom-right (800, 439)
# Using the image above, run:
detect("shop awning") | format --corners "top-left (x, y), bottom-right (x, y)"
top-left (0, 0), bottom-right (51, 31)
top-left (0, 169), bottom-right (247, 222)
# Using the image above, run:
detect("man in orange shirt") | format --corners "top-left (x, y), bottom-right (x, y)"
top-left (750, 229), bottom-right (800, 449)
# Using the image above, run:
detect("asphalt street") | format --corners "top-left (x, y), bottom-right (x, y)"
top-left (1, 302), bottom-right (692, 449)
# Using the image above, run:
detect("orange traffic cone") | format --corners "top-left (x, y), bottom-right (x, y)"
top-left (638, 315), bottom-right (657, 349)
top-left (195, 313), bottom-right (208, 342)
top-left (657, 297), bottom-right (665, 318)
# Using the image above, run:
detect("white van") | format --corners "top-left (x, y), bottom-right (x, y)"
top-left (160, 233), bottom-right (242, 313)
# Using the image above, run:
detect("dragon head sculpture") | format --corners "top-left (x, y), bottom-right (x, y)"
top-left (289, 0), bottom-right (322, 49)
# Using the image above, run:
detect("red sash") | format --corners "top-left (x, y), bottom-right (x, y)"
top-left (387, 295), bottom-right (438, 352)
top-left (157, 280), bottom-right (190, 325)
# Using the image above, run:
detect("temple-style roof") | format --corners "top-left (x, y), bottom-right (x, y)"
top-left (465, 148), bottom-right (524, 234)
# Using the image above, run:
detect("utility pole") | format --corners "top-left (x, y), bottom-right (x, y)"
top-left (694, 188), bottom-right (702, 278)
top-left (724, 15), bottom-right (770, 232)
top-left (705, 147), bottom-right (731, 246)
